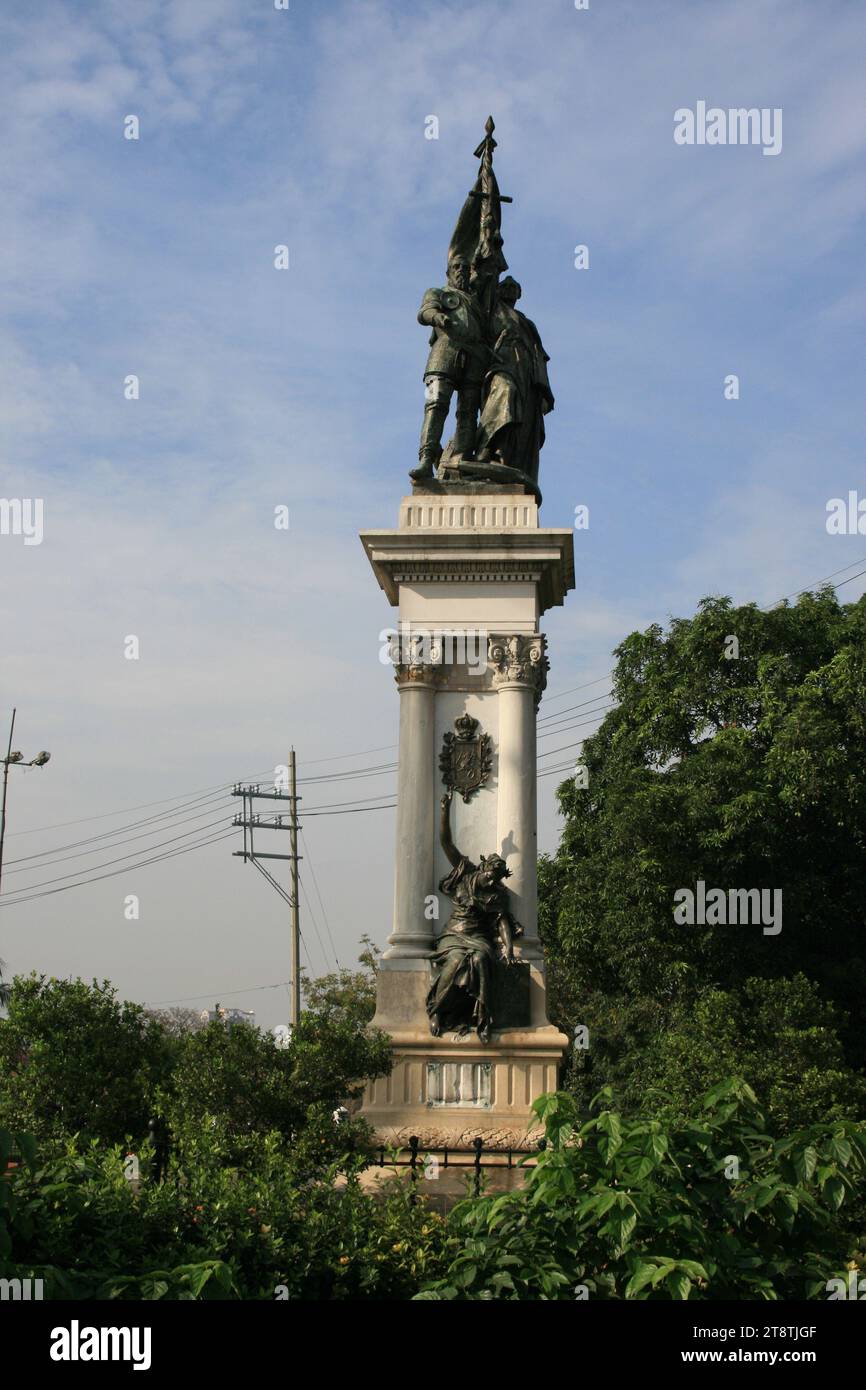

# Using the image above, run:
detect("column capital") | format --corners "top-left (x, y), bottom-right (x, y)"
top-left (488, 633), bottom-right (548, 701)
top-left (389, 632), bottom-right (446, 690)
top-left (393, 663), bottom-right (444, 690)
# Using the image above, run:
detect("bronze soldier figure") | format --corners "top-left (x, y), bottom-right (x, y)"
top-left (410, 255), bottom-right (489, 482)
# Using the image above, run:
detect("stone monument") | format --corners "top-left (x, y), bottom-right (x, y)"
top-left (360, 119), bottom-right (574, 1147)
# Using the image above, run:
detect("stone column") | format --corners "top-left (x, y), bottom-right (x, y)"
top-left (383, 651), bottom-right (439, 961)
top-left (490, 634), bottom-right (548, 962)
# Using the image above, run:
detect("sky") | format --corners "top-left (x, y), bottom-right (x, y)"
top-left (1, 0), bottom-right (865, 1032)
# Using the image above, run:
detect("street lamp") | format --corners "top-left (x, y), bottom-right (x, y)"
top-left (0, 708), bottom-right (51, 897)
top-left (0, 709), bottom-right (50, 1004)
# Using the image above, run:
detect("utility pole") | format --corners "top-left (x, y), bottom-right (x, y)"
top-left (231, 753), bottom-right (302, 1027)
top-left (289, 749), bottom-right (301, 1028)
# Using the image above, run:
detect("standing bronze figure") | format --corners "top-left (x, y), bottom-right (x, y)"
top-left (475, 276), bottom-right (554, 489)
top-left (411, 118), bottom-right (553, 495)
top-left (426, 790), bottom-right (522, 1043)
top-left (411, 256), bottom-right (489, 480)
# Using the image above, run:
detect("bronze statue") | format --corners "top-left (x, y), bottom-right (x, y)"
top-left (426, 789), bottom-right (522, 1043)
top-left (475, 276), bottom-right (553, 488)
top-left (411, 119), bottom-right (553, 496)
top-left (411, 256), bottom-right (489, 481)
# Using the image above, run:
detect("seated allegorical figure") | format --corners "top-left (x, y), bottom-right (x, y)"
top-left (426, 789), bottom-right (522, 1043)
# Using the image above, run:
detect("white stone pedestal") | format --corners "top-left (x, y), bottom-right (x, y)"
top-left (359, 483), bottom-right (574, 1146)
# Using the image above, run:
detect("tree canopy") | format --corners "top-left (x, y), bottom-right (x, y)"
top-left (540, 588), bottom-right (866, 1123)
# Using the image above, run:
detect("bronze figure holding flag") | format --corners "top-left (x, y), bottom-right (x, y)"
top-left (411, 117), bottom-right (553, 499)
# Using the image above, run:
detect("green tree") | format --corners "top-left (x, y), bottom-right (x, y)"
top-left (299, 934), bottom-right (379, 1025)
top-left (1, 1124), bottom-right (447, 1300)
top-left (0, 975), bottom-right (173, 1146)
top-left (564, 975), bottom-right (866, 1132)
top-left (540, 589), bottom-right (866, 1122)
top-left (159, 943), bottom-right (390, 1162)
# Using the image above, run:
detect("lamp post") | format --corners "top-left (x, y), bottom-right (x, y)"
top-left (0, 708), bottom-right (51, 898)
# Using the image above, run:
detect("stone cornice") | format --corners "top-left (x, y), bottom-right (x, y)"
top-left (360, 527), bottom-right (575, 614)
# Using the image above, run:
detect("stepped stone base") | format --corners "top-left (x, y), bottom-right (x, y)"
top-left (361, 966), bottom-right (568, 1149)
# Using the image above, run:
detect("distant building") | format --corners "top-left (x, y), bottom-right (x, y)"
top-left (199, 1006), bottom-right (255, 1030)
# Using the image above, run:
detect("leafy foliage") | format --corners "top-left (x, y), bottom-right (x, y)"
top-left (0, 976), bottom-right (173, 1146)
top-left (540, 589), bottom-right (866, 1123)
top-left (418, 1080), bottom-right (866, 1300)
top-left (1, 1124), bottom-right (447, 1300)
top-left (158, 957), bottom-right (390, 1166)
top-left (0, 946), bottom-right (391, 1162)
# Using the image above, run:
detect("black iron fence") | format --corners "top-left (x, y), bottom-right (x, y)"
top-left (361, 1134), bottom-right (547, 1200)
top-left (112, 1122), bottom-right (547, 1202)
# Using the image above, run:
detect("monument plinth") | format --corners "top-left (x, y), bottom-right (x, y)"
top-left (360, 485), bottom-right (573, 1146)
top-left (359, 118), bottom-right (573, 1147)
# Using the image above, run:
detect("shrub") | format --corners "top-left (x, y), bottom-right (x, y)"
top-left (418, 1079), bottom-right (866, 1300)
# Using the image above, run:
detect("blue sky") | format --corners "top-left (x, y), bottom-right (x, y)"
top-left (1, 0), bottom-right (865, 1029)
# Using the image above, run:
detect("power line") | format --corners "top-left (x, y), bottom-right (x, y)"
top-left (537, 691), bottom-right (614, 725)
top-left (767, 555), bottom-right (866, 607)
top-left (541, 672), bottom-right (614, 707)
top-left (537, 554), bottom-right (866, 710)
top-left (297, 874), bottom-right (331, 977)
top-left (0, 813), bottom-right (232, 894)
top-left (4, 757), bottom-right (397, 842)
top-left (2, 795), bottom-right (401, 906)
top-left (5, 763), bottom-right (397, 863)
top-left (302, 742), bottom-right (397, 766)
top-left (537, 722), bottom-right (612, 761)
top-left (296, 762), bottom-right (398, 786)
top-left (0, 826), bottom-right (237, 910)
top-left (145, 980), bottom-right (292, 1007)
top-left (820, 565), bottom-right (866, 593)
top-left (538, 701), bottom-right (616, 736)
top-left (538, 761), bottom-right (583, 780)
top-left (5, 772), bottom-right (273, 838)
top-left (6, 553), bottom-right (863, 908)
top-left (3, 796), bottom-right (235, 876)
top-left (300, 827), bottom-right (340, 966)
top-left (297, 791), bottom-right (396, 814)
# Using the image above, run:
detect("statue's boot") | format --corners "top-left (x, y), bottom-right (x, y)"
top-left (453, 390), bottom-right (481, 461)
top-left (414, 389), bottom-right (451, 481)
top-left (410, 443), bottom-right (442, 482)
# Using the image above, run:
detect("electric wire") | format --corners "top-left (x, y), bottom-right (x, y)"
top-left (300, 827), bottom-right (340, 966)
top-left (3, 797), bottom-right (235, 876)
top-left (0, 827), bottom-right (237, 909)
top-left (5, 557), bottom-right (865, 912)
top-left (145, 981), bottom-right (292, 1008)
